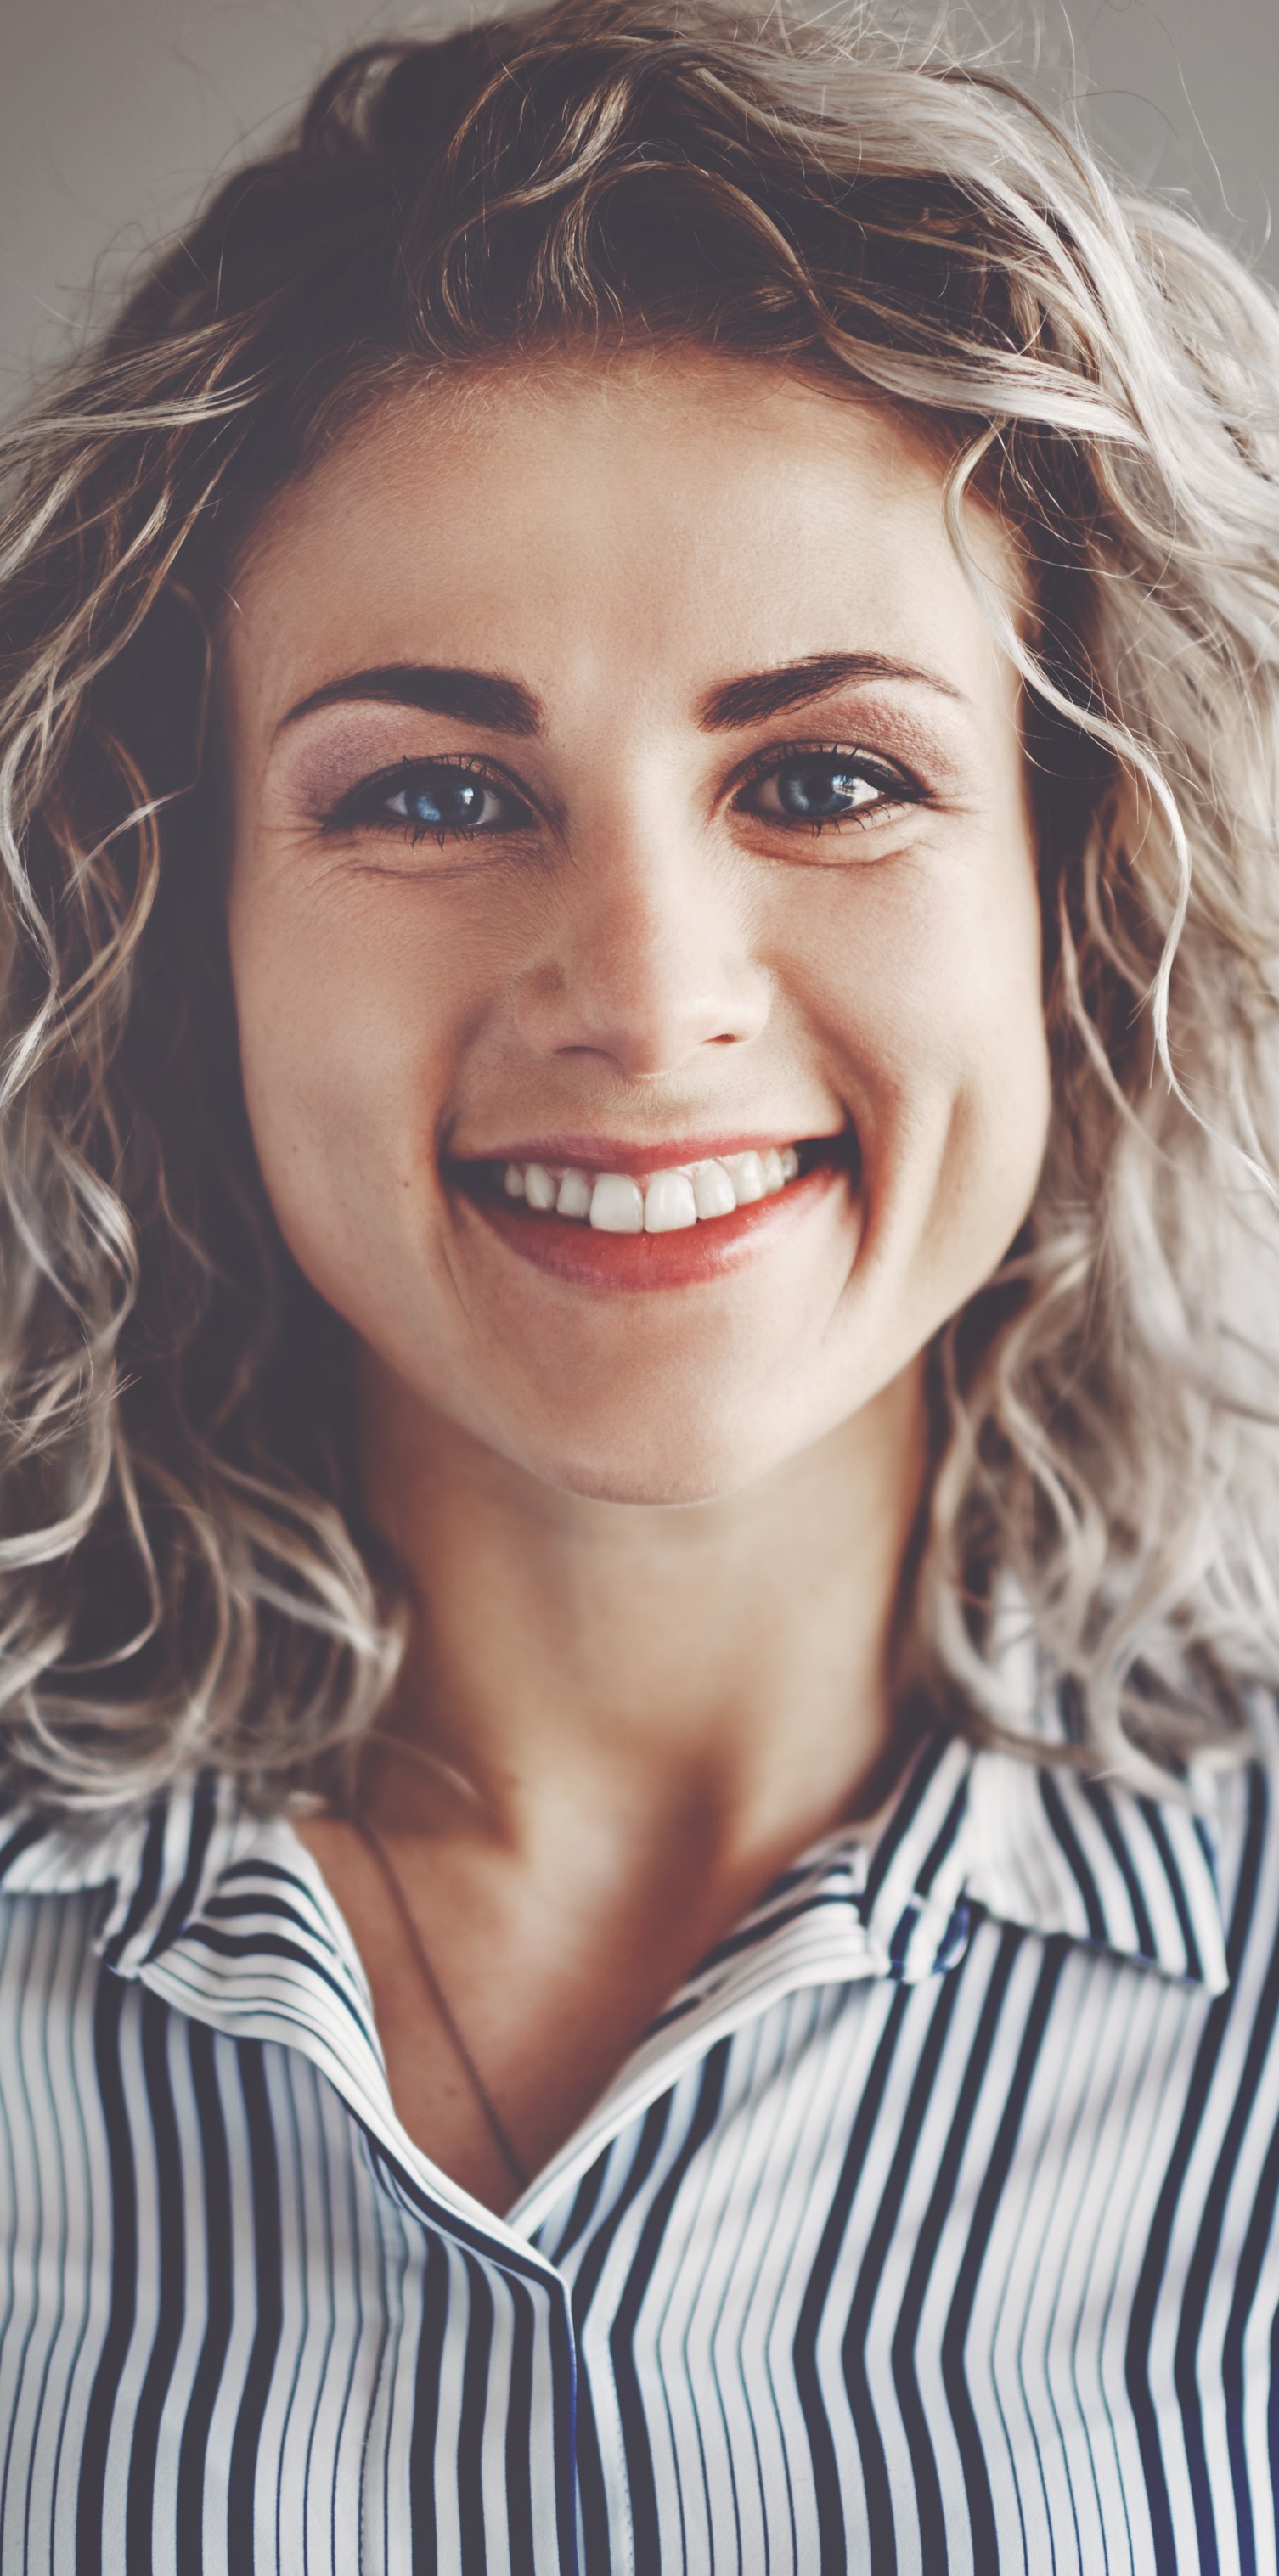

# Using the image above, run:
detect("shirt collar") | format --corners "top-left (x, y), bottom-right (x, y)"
top-left (0, 1713), bottom-right (1230, 2001)
top-left (640, 1721), bottom-right (1228, 2020)
top-left (0, 1721), bottom-right (1230, 2244)
top-left (0, 1775), bottom-right (567, 2262)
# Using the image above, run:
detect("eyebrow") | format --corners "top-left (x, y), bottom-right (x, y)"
top-left (277, 650), bottom-right (966, 740)
top-left (695, 652), bottom-right (967, 729)
top-left (278, 665), bottom-right (544, 737)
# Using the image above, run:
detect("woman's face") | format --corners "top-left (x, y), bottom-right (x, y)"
top-left (223, 351), bottom-right (1050, 1504)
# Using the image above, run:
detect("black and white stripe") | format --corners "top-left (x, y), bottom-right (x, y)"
top-left (2, 1713), bottom-right (1277, 2573)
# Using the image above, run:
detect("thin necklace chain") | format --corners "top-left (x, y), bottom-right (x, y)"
top-left (344, 1800), bottom-right (531, 2197)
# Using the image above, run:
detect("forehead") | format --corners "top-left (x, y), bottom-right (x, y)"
top-left (223, 349), bottom-right (1023, 723)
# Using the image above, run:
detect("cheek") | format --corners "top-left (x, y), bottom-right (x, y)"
top-left (783, 843), bottom-right (1051, 1261)
top-left (225, 865), bottom-right (469, 1268)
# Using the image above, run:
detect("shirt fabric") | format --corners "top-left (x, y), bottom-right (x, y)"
top-left (3, 1703), bottom-right (1279, 2576)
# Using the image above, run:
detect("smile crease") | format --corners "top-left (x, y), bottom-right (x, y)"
top-left (499, 1146), bottom-right (802, 1234)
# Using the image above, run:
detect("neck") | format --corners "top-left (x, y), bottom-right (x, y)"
top-left (354, 1356), bottom-right (931, 1893)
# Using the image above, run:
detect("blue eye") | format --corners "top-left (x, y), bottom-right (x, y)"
top-left (327, 759), bottom-right (534, 844)
top-left (740, 748), bottom-right (915, 828)
top-left (397, 773), bottom-right (489, 830)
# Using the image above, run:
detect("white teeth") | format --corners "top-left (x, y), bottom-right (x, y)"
top-left (499, 1145), bottom-right (810, 1229)
top-left (589, 1173), bottom-right (645, 1234)
top-left (724, 1150), bottom-right (766, 1205)
top-left (523, 1161), bottom-right (558, 1212)
top-left (556, 1168), bottom-right (592, 1218)
top-left (691, 1160), bottom-right (738, 1220)
top-left (644, 1169), bottom-right (698, 1233)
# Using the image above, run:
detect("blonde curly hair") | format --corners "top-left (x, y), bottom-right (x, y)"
top-left (2, 0), bottom-right (1277, 1814)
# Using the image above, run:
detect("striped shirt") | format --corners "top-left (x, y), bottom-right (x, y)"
top-left (3, 1707), bottom-right (1279, 2574)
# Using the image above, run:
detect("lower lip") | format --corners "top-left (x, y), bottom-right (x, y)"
top-left (454, 1160), bottom-right (853, 1291)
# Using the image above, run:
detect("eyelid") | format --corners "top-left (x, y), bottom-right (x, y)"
top-left (320, 751), bottom-right (540, 835)
top-left (727, 731), bottom-right (917, 788)
top-left (728, 738), bottom-right (929, 812)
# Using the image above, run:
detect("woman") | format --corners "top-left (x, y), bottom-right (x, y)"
top-left (2, 0), bottom-right (1278, 2566)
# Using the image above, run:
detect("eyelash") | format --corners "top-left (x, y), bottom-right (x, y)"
top-left (320, 741), bottom-right (927, 848)
top-left (732, 740), bottom-right (927, 835)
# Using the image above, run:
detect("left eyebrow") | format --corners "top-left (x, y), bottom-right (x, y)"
top-left (696, 653), bottom-right (967, 731)
top-left (275, 651), bottom-right (966, 741)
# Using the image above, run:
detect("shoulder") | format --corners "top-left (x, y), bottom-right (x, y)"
top-left (1209, 1710), bottom-right (1279, 1981)
top-left (0, 1772), bottom-right (289, 1976)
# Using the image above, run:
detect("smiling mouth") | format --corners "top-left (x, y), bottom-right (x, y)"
top-left (448, 1133), bottom-right (859, 1291)
top-left (489, 1139), bottom-right (834, 1230)
top-left (451, 1131), bottom-right (855, 1229)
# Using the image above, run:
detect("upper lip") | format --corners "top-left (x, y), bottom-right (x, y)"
top-left (448, 1130), bottom-right (842, 1176)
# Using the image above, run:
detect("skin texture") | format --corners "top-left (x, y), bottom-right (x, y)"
top-left (222, 350), bottom-right (1051, 2209)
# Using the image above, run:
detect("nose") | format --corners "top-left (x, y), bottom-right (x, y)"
top-left (511, 816), bottom-right (771, 1080)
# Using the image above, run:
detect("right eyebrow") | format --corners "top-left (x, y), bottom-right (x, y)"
top-left (277, 664), bottom-right (545, 738)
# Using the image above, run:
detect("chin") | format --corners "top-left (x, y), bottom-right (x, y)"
top-left (513, 1390), bottom-right (831, 1509)
top-left (540, 1453), bottom-right (767, 1509)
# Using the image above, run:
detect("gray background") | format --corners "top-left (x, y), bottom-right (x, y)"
top-left (2, 0), bottom-right (1276, 403)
